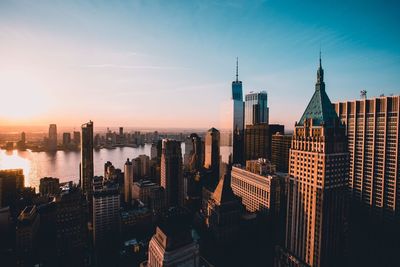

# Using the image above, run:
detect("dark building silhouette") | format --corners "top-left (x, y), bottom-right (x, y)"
top-left (161, 139), bottom-right (183, 207)
top-left (278, 56), bottom-right (348, 267)
top-left (80, 121), bottom-right (94, 208)
top-left (271, 133), bottom-right (292, 173)
top-left (0, 169), bottom-right (24, 209)
top-left (39, 177), bottom-right (60, 196)
top-left (244, 123), bottom-right (269, 161)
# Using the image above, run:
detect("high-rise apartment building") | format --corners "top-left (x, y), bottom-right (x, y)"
top-left (231, 159), bottom-right (282, 214)
top-left (48, 124), bottom-right (57, 151)
top-left (92, 182), bottom-right (120, 247)
top-left (333, 95), bottom-right (400, 221)
top-left (160, 139), bottom-right (183, 207)
top-left (279, 57), bottom-right (348, 267)
top-left (81, 121), bottom-right (94, 198)
top-left (124, 158), bottom-right (133, 204)
top-left (245, 91), bottom-right (269, 126)
top-left (271, 133), bottom-right (292, 173)
top-left (232, 58), bottom-right (245, 165)
top-left (54, 186), bottom-right (87, 266)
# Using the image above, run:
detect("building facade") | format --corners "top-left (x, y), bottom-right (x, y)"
top-left (124, 158), bottom-right (133, 204)
top-left (244, 123), bottom-right (269, 161)
top-left (39, 177), bottom-right (60, 196)
top-left (333, 95), bottom-right (400, 221)
top-left (231, 160), bottom-right (281, 214)
top-left (245, 91), bottom-right (269, 126)
top-left (160, 139), bottom-right (183, 207)
top-left (281, 57), bottom-right (348, 267)
top-left (271, 133), bottom-right (292, 173)
top-left (92, 183), bottom-right (120, 247)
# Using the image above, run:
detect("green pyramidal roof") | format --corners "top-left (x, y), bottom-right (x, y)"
top-left (298, 60), bottom-right (339, 127)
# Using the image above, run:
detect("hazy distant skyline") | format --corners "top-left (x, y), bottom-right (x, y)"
top-left (1, 0), bottom-right (399, 130)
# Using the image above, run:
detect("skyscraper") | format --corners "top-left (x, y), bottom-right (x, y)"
top-left (48, 124), bottom-right (57, 151)
top-left (232, 58), bottom-right (245, 164)
top-left (271, 133), bottom-right (292, 173)
top-left (280, 57), bottom-right (348, 267)
top-left (124, 158), bottom-right (133, 204)
top-left (244, 123), bottom-right (269, 161)
top-left (81, 121), bottom-right (94, 199)
top-left (333, 95), bottom-right (400, 221)
top-left (160, 139), bottom-right (183, 207)
top-left (245, 91), bottom-right (269, 126)
top-left (204, 128), bottom-right (220, 174)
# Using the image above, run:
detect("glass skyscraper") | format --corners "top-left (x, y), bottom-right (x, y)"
top-left (232, 58), bottom-right (244, 164)
top-left (245, 91), bottom-right (269, 126)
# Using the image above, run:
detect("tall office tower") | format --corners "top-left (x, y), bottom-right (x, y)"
top-left (15, 205), bottom-right (40, 266)
top-left (245, 91), bottom-right (269, 126)
top-left (231, 159), bottom-right (282, 214)
top-left (62, 132), bottom-right (71, 147)
top-left (244, 123), bottom-right (269, 161)
top-left (268, 124), bottom-right (285, 158)
top-left (0, 169), bottom-right (24, 208)
top-left (232, 58), bottom-right (245, 165)
top-left (184, 135), bottom-right (194, 168)
top-left (92, 182), bottom-right (120, 248)
top-left (334, 95), bottom-right (400, 221)
top-left (280, 57), bottom-right (348, 267)
top-left (184, 133), bottom-right (203, 172)
top-left (73, 131), bottom-right (80, 146)
top-left (271, 133), bottom-right (292, 173)
top-left (39, 177), bottom-right (60, 196)
top-left (137, 154), bottom-right (150, 178)
top-left (161, 139), bottom-right (183, 207)
top-left (204, 128), bottom-right (220, 173)
top-left (55, 186), bottom-right (87, 266)
top-left (81, 121), bottom-right (94, 198)
top-left (142, 209), bottom-right (200, 267)
top-left (205, 168), bottom-right (242, 243)
top-left (124, 158), bottom-right (133, 204)
top-left (48, 124), bottom-right (57, 151)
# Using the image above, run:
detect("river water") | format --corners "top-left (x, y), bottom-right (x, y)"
top-left (0, 144), bottom-right (232, 191)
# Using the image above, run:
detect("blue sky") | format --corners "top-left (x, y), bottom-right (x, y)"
top-left (0, 0), bottom-right (399, 130)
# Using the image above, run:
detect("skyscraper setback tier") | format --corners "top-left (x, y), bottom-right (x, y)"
top-left (333, 95), bottom-right (400, 221)
top-left (279, 57), bottom-right (348, 267)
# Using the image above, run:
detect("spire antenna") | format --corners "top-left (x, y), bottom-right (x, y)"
top-left (236, 57), bottom-right (239, 82)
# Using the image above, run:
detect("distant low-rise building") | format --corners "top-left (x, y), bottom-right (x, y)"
top-left (39, 177), bottom-right (60, 196)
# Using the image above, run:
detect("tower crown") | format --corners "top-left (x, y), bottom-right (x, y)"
top-left (297, 55), bottom-right (338, 127)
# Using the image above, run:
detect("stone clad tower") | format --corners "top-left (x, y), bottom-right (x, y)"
top-left (279, 56), bottom-right (349, 267)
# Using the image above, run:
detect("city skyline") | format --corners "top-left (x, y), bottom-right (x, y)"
top-left (1, 1), bottom-right (399, 130)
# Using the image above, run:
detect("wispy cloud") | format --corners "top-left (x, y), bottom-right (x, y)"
top-left (83, 64), bottom-right (185, 70)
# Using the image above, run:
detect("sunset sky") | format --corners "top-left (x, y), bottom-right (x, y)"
top-left (0, 0), bottom-right (399, 130)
